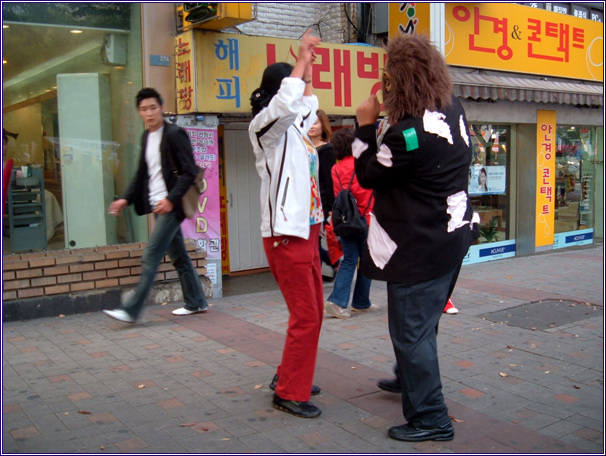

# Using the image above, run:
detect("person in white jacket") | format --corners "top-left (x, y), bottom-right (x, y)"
top-left (248, 30), bottom-right (324, 419)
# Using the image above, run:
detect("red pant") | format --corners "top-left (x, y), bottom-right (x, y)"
top-left (263, 224), bottom-right (324, 402)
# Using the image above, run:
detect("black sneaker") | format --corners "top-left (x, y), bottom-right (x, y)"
top-left (377, 377), bottom-right (401, 393)
top-left (269, 374), bottom-right (321, 395)
top-left (272, 394), bottom-right (321, 418)
top-left (388, 422), bottom-right (454, 442)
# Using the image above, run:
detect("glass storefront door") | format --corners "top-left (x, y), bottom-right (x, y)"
top-left (2, 3), bottom-right (144, 254)
top-left (555, 126), bottom-right (597, 233)
top-left (468, 124), bottom-right (511, 245)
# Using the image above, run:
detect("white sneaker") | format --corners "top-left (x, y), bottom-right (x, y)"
top-left (172, 306), bottom-right (208, 316)
top-left (103, 309), bottom-right (135, 323)
top-left (324, 301), bottom-right (350, 319)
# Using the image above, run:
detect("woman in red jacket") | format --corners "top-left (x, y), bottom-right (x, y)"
top-left (324, 128), bottom-right (375, 319)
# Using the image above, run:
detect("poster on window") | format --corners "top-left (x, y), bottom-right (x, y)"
top-left (180, 126), bottom-right (221, 261)
top-left (468, 165), bottom-right (506, 196)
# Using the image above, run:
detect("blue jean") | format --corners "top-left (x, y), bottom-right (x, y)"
top-left (123, 212), bottom-right (207, 319)
top-left (327, 232), bottom-right (371, 309)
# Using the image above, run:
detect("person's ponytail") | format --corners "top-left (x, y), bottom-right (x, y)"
top-left (250, 88), bottom-right (272, 117)
top-left (249, 62), bottom-right (293, 117)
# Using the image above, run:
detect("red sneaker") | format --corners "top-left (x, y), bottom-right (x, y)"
top-left (443, 298), bottom-right (458, 314)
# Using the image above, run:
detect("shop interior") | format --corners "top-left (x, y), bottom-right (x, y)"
top-left (2, 4), bottom-right (144, 255)
top-left (555, 126), bottom-right (595, 232)
top-left (468, 124), bottom-right (510, 244)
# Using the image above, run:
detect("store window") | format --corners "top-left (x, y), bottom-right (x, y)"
top-left (555, 126), bottom-right (596, 232)
top-left (2, 3), bottom-right (144, 255)
top-left (468, 124), bottom-right (511, 244)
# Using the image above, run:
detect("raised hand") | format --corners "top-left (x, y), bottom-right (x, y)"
top-left (291, 29), bottom-right (321, 81)
top-left (356, 95), bottom-right (381, 127)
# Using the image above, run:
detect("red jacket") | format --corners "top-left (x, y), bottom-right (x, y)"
top-left (331, 156), bottom-right (374, 224)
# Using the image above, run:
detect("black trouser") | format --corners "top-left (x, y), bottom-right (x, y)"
top-left (387, 265), bottom-right (461, 428)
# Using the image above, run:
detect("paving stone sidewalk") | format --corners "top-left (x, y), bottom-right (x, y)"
top-left (2, 244), bottom-right (603, 454)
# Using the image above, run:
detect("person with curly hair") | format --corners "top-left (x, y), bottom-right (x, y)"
top-left (354, 33), bottom-right (479, 442)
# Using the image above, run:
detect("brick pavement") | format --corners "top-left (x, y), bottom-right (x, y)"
top-left (2, 244), bottom-right (603, 454)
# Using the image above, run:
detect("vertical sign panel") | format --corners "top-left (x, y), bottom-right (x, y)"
top-left (175, 30), bottom-right (196, 114)
top-left (180, 127), bottom-right (221, 261)
top-left (217, 125), bottom-right (230, 274)
top-left (536, 110), bottom-right (556, 247)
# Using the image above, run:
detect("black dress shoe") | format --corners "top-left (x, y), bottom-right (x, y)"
top-left (377, 377), bottom-right (402, 393)
top-left (272, 394), bottom-right (321, 418)
top-left (269, 374), bottom-right (321, 395)
top-left (388, 422), bottom-right (454, 442)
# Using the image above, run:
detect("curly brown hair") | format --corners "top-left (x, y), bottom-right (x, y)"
top-left (383, 34), bottom-right (453, 122)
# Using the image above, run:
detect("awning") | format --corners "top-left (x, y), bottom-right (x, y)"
top-left (451, 72), bottom-right (604, 107)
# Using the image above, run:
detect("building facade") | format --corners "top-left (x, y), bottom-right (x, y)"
top-left (2, 3), bottom-right (603, 302)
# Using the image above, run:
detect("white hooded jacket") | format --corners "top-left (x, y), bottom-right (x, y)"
top-left (249, 77), bottom-right (319, 239)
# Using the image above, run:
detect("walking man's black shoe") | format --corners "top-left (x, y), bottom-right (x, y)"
top-left (272, 394), bottom-right (321, 418)
top-left (388, 422), bottom-right (454, 442)
top-left (377, 376), bottom-right (401, 393)
top-left (269, 374), bottom-right (321, 395)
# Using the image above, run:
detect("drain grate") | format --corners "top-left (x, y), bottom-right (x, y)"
top-left (481, 299), bottom-right (602, 330)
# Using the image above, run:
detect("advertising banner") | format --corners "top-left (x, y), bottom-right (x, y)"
top-left (389, 3), bottom-right (603, 82)
top-left (191, 31), bottom-right (387, 115)
top-left (469, 165), bottom-right (506, 196)
top-left (536, 110), bottom-right (557, 247)
top-left (180, 126), bottom-right (221, 261)
top-left (175, 30), bottom-right (197, 114)
top-left (444, 3), bottom-right (603, 82)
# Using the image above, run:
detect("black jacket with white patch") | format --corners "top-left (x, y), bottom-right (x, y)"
top-left (354, 96), bottom-right (478, 284)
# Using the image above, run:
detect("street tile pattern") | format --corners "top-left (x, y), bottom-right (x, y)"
top-left (2, 245), bottom-right (603, 453)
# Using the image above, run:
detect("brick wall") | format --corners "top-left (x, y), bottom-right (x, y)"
top-left (2, 240), bottom-right (207, 302)
top-left (237, 3), bottom-right (352, 43)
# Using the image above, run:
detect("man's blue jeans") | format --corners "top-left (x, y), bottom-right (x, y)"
top-left (123, 212), bottom-right (207, 319)
top-left (327, 232), bottom-right (371, 310)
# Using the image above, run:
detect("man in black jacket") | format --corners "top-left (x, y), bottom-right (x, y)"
top-left (103, 88), bottom-right (208, 323)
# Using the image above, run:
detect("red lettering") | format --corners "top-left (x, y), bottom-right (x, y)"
top-left (313, 48), bottom-right (331, 90)
top-left (266, 43), bottom-right (276, 66)
top-left (527, 18), bottom-right (576, 62)
top-left (176, 37), bottom-right (191, 57)
top-left (572, 27), bottom-right (584, 48)
top-left (333, 49), bottom-right (351, 107)
top-left (356, 51), bottom-right (379, 79)
top-left (455, 6), bottom-right (512, 60)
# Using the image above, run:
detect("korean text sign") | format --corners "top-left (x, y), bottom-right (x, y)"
top-left (175, 30), bottom-right (196, 114)
top-left (191, 31), bottom-right (386, 115)
top-left (536, 110), bottom-right (556, 247)
top-left (444, 3), bottom-right (603, 82)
